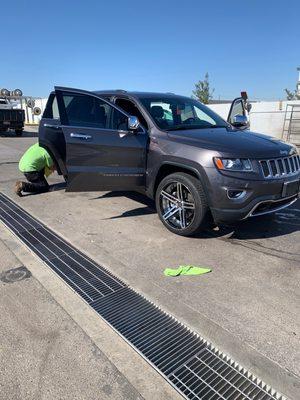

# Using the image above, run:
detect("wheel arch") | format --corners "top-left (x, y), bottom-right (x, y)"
top-left (152, 162), bottom-right (209, 200)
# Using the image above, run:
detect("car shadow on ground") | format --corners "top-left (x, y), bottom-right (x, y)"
top-left (90, 191), bottom-right (300, 240)
top-left (90, 191), bottom-right (156, 219)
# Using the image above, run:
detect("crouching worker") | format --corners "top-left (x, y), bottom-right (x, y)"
top-left (15, 143), bottom-right (56, 197)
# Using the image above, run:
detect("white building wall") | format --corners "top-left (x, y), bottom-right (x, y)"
top-left (208, 100), bottom-right (300, 139)
top-left (34, 97), bottom-right (300, 139)
top-left (12, 97), bottom-right (48, 124)
top-left (30, 98), bottom-right (48, 123)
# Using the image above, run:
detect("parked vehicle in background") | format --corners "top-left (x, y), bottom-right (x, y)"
top-left (0, 97), bottom-right (25, 136)
top-left (39, 87), bottom-right (300, 236)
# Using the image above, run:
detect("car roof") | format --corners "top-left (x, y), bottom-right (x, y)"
top-left (51, 88), bottom-right (190, 100)
top-left (93, 90), bottom-right (189, 100)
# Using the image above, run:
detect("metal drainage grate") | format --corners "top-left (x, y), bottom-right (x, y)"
top-left (0, 193), bottom-right (287, 400)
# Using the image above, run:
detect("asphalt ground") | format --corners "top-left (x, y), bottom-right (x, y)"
top-left (0, 128), bottom-right (299, 399)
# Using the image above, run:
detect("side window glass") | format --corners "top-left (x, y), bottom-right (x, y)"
top-left (52, 96), bottom-right (59, 119)
top-left (43, 94), bottom-right (59, 119)
top-left (111, 108), bottom-right (128, 130)
top-left (229, 100), bottom-right (244, 124)
top-left (62, 94), bottom-right (110, 128)
top-left (114, 98), bottom-right (149, 130)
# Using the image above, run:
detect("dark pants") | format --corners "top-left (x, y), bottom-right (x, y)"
top-left (22, 169), bottom-right (49, 194)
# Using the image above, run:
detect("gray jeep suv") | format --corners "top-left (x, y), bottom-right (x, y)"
top-left (39, 87), bottom-right (300, 236)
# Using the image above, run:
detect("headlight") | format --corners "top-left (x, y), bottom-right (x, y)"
top-left (292, 145), bottom-right (299, 155)
top-left (214, 158), bottom-right (253, 171)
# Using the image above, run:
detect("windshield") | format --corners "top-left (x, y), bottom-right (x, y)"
top-left (140, 96), bottom-right (228, 131)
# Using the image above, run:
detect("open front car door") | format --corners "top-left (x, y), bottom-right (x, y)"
top-left (54, 87), bottom-right (148, 192)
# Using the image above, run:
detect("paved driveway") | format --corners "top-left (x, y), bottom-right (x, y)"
top-left (1, 131), bottom-right (299, 398)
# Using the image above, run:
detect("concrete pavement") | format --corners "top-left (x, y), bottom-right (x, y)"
top-left (0, 238), bottom-right (144, 400)
top-left (0, 131), bottom-right (299, 399)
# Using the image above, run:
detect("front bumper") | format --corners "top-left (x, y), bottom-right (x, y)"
top-left (211, 194), bottom-right (298, 223)
top-left (205, 168), bottom-right (300, 223)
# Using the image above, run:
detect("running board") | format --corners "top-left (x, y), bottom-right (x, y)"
top-left (0, 193), bottom-right (287, 400)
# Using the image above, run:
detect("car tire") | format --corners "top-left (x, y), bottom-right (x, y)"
top-left (156, 172), bottom-right (208, 236)
top-left (15, 129), bottom-right (23, 136)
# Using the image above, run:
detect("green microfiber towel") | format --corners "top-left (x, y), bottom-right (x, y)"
top-left (164, 265), bottom-right (211, 277)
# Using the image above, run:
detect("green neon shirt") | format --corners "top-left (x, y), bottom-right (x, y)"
top-left (19, 143), bottom-right (53, 173)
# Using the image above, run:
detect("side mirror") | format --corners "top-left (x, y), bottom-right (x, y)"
top-left (128, 116), bottom-right (140, 131)
top-left (232, 114), bottom-right (249, 128)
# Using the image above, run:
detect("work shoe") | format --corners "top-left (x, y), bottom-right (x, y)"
top-left (14, 181), bottom-right (24, 197)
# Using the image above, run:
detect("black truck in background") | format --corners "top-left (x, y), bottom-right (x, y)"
top-left (0, 97), bottom-right (25, 136)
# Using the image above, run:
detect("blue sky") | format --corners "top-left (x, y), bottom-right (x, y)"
top-left (2, 0), bottom-right (299, 100)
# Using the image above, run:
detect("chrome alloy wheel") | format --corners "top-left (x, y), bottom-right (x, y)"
top-left (159, 181), bottom-right (196, 229)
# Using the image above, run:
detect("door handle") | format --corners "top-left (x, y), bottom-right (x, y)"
top-left (70, 133), bottom-right (92, 140)
top-left (44, 123), bottom-right (60, 130)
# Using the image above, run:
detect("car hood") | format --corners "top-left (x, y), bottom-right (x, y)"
top-left (167, 127), bottom-right (296, 158)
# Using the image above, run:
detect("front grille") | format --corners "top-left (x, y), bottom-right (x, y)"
top-left (260, 155), bottom-right (300, 178)
top-left (0, 193), bottom-right (288, 400)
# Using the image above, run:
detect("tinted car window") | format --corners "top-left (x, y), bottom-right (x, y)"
top-left (43, 93), bottom-right (59, 119)
top-left (62, 94), bottom-right (111, 128)
top-left (111, 108), bottom-right (129, 130)
top-left (115, 98), bottom-right (148, 129)
top-left (140, 97), bottom-right (227, 130)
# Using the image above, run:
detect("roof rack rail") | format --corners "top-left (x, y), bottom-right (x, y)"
top-left (116, 89), bottom-right (127, 93)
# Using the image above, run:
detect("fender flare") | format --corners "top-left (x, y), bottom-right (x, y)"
top-left (150, 161), bottom-right (212, 205)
